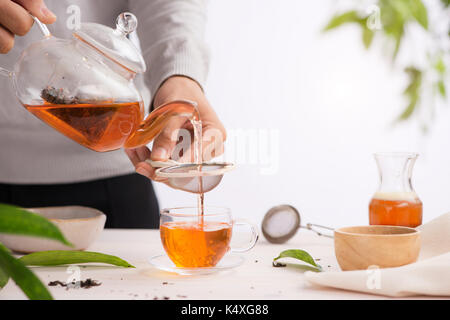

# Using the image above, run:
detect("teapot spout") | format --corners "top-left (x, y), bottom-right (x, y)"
top-left (124, 100), bottom-right (199, 149)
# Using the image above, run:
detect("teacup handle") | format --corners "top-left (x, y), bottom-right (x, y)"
top-left (230, 219), bottom-right (259, 253)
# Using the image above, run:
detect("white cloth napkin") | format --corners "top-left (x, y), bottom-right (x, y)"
top-left (305, 212), bottom-right (450, 297)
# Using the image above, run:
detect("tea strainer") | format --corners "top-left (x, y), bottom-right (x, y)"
top-left (147, 160), bottom-right (235, 194)
top-left (261, 204), bottom-right (334, 243)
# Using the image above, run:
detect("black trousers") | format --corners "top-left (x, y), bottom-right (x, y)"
top-left (0, 173), bottom-right (160, 229)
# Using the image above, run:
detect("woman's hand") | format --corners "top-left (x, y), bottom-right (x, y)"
top-left (0, 0), bottom-right (56, 53)
top-left (125, 76), bottom-right (226, 181)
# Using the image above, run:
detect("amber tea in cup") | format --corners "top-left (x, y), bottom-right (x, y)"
top-left (160, 207), bottom-right (258, 268)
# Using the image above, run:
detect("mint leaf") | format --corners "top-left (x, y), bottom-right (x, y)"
top-left (273, 249), bottom-right (322, 272)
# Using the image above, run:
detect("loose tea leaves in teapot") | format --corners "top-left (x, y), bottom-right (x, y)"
top-left (41, 86), bottom-right (81, 105)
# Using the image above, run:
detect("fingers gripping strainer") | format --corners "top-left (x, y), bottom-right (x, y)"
top-left (261, 205), bottom-right (334, 243)
top-left (147, 160), bottom-right (235, 194)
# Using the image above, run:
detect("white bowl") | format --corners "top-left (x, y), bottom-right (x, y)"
top-left (0, 206), bottom-right (106, 253)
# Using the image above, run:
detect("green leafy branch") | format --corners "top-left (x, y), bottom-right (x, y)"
top-left (0, 204), bottom-right (134, 300)
top-left (323, 0), bottom-right (449, 124)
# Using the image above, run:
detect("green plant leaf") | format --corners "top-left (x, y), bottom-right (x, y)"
top-left (437, 80), bottom-right (446, 98)
top-left (392, 28), bottom-right (404, 60)
top-left (20, 250), bottom-right (135, 268)
top-left (0, 204), bottom-right (72, 246)
top-left (434, 56), bottom-right (446, 74)
top-left (410, 0), bottom-right (428, 29)
top-left (0, 265), bottom-right (8, 288)
top-left (362, 27), bottom-right (375, 49)
top-left (273, 249), bottom-right (322, 272)
top-left (0, 243), bottom-right (52, 300)
top-left (322, 11), bottom-right (362, 31)
top-left (398, 66), bottom-right (422, 120)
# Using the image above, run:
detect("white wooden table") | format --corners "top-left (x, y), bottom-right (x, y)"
top-left (0, 229), bottom-right (433, 300)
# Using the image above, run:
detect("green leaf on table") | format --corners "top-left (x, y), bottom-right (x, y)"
top-left (322, 11), bottom-right (362, 31)
top-left (273, 249), bottom-right (322, 272)
top-left (0, 243), bottom-right (52, 300)
top-left (0, 204), bottom-right (72, 246)
top-left (20, 250), bottom-right (135, 268)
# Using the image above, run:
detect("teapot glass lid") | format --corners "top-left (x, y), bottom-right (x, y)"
top-left (74, 12), bottom-right (146, 74)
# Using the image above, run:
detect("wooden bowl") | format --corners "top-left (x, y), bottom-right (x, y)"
top-left (334, 225), bottom-right (421, 271)
top-left (0, 206), bottom-right (106, 253)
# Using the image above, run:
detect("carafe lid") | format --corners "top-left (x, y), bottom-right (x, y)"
top-left (74, 12), bottom-right (146, 73)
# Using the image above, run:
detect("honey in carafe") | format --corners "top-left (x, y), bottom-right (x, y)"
top-left (369, 192), bottom-right (422, 228)
top-left (369, 153), bottom-right (422, 228)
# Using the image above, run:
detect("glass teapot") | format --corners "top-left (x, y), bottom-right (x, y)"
top-left (0, 13), bottom-right (198, 152)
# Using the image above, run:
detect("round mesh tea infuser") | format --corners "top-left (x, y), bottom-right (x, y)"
top-left (147, 160), bottom-right (235, 194)
top-left (261, 205), bottom-right (334, 243)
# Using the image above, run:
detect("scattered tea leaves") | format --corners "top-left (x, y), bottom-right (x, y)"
top-left (48, 278), bottom-right (101, 289)
top-left (272, 261), bottom-right (286, 268)
top-left (273, 249), bottom-right (322, 272)
top-left (20, 250), bottom-right (135, 268)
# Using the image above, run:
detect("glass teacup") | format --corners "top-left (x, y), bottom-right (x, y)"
top-left (160, 207), bottom-right (259, 268)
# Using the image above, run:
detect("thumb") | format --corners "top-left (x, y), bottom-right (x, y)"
top-left (14, 0), bottom-right (56, 24)
top-left (151, 117), bottom-right (186, 161)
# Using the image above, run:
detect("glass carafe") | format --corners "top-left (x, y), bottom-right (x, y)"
top-left (0, 13), bottom-right (198, 152)
top-left (369, 152), bottom-right (423, 227)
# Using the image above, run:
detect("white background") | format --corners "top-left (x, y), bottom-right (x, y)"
top-left (154, 0), bottom-right (450, 230)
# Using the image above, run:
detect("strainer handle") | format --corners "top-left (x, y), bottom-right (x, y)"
top-left (230, 220), bottom-right (259, 253)
top-left (302, 223), bottom-right (334, 238)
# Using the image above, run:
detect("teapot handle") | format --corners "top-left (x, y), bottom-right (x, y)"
top-left (0, 67), bottom-right (12, 78)
top-left (31, 15), bottom-right (51, 38)
top-left (0, 16), bottom-right (50, 78)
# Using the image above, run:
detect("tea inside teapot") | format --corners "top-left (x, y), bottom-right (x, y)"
top-left (24, 97), bottom-right (143, 152)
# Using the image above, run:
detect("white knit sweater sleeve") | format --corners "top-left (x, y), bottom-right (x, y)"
top-left (128, 0), bottom-right (210, 99)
